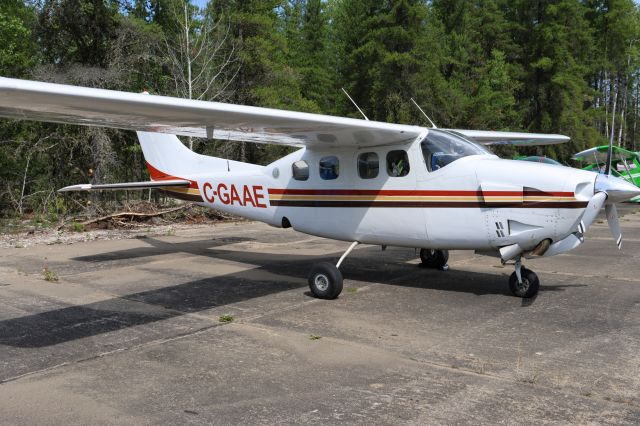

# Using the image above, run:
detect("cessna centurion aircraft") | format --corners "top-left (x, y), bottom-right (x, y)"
top-left (1, 77), bottom-right (639, 299)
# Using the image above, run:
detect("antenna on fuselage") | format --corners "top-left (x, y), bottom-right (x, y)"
top-left (341, 88), bottom-right (369, 121)
top-left (410, 98), bottom-right (438, 128)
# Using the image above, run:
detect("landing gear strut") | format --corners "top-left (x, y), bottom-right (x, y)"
top-left (508, 258), bottom-right (539, 298)
top-left (308, 241), bottom-right (359, 299)
top-left (420, 249), bottom-right (449, 270)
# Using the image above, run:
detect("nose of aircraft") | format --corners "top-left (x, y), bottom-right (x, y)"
top-left (594, 174), bottom-right (640, 203)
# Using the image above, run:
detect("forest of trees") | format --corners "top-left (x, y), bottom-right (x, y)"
top-left (1, 0), bottom-right (639, 220)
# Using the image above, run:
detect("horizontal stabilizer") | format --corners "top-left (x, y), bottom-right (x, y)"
top-left (58, 180), bottom-right (191, 192)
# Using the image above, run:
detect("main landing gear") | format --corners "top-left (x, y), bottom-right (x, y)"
top-left (508, 258), bottom-right (540, 298)
top-left (308, 241), bottom-right (359, 299)
top-left (419, 249), bottom-right (449, 270)
top-left (307, 244), bottom-right (540, 300)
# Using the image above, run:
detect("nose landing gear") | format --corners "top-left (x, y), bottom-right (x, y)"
top-left (508, 258), bottom-right (539, 298)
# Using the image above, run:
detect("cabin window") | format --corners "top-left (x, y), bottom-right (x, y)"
top-left (292, 160), bottom-right (309, 181)
top-left (386, 150), bottom-right (410, 177)
top-left (319, 156), bottom-right (339, 180)
top-left (358, 152), bottom-right (379, 179)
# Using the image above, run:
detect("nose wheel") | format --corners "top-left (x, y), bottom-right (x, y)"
top-left (508, 259), bottom-right (539, 298)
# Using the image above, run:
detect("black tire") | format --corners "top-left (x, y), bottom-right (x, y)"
top-left (420, 249), bottom-right (449, 268)
top-left (508, 268), bottom-right (540, 298)
top-left (308, 262), bottom-right (343, 299)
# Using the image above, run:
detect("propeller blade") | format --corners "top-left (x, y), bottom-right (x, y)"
top-left (581, 192), bottom-right (607, 232)
top-left (605, 204), bottom-right (622, 250)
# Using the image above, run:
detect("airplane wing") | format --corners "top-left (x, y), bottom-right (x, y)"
top-left (0, 77), bottom-right (571, 148)
top-left (446, 129), bottom-right (570, 146)
top-left (573, 146), bottom-right (638, 162)
top-left (0, 77), bottom-right (422, 148)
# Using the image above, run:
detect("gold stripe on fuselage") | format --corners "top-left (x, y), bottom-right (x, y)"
top-left (269, 195), bottom-right (577, 202)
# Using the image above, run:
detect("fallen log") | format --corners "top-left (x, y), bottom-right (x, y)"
top-left (79, 205), bottom-right (189, 227)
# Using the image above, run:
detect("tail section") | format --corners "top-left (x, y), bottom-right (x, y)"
top-left (136, 131), bottom-right (261, 180)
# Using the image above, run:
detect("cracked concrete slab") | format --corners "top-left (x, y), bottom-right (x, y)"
top-left (0, 207), bottom-right (639, 424)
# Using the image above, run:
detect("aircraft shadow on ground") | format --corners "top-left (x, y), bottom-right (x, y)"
top-left (72, 235), bottom-right (255, 263)
top-left (0, 237), bottom-right (584, 348)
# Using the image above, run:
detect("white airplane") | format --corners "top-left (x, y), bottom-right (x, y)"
top-left (1, 77), bottom-right (639, 300)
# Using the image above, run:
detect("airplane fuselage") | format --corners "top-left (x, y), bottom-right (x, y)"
top-left (182, 135), bottom-right (597, 252)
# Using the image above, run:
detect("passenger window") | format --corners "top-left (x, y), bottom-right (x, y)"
top-left (386, 150), bottom-right (410, 177)
top-left (358, 152), bottom-right (379, 179)
top-left (319, 156), bottom-right (339, 180)
top-left (292, 160), bottom-right (309, 181)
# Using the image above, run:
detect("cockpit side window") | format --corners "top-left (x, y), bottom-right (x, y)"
top-left (421, 130), bottom-right (491, 172)
top-left (386, 150), bottom-right (410, 177)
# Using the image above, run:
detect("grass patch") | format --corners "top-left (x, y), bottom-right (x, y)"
top-left (70, 221), bottom-right (85, 232)
top-left (218, 314), bottom-right (234, 323)
top-left (346, 287), bottom-right (358, 294)
top-left (42, 268), bottom-right (58, 282)
top-left (309, 334), bottom-right (322, 340)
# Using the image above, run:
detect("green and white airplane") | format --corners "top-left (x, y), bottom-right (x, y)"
top-left (573, 146), bottom-right (640, 202)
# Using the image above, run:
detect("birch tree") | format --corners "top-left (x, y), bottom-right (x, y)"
top-left (163, 1), bottom-right (239, 150)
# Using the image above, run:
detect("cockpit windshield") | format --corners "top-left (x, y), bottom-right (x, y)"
top-left (421, 129), bottom-right (492, 172)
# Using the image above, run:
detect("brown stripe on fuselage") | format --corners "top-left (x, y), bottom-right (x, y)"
top-left (267, 188), bottom-right (575, 197)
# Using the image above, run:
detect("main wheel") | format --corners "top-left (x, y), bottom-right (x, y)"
top-left (420, 249), bottom-right (449, 268)
top-left (308, 262), bottom-right (343, 299)
top-left (508, 268), bottom-right (540, 298)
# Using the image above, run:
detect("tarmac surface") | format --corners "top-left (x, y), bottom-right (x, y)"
top-left (1, 206), bottom-right (640, 425)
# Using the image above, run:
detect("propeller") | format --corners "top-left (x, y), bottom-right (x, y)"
top-left (581, 132), bottom-right (639, 249)
top-left (542, 137), bottom-right (638, 258)
top-left (601, 132), bottom-right (621, 249)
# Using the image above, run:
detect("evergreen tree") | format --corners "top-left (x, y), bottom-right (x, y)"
top-left (0, 1), bottom-right (38, 77)
top-left (334, 0), bottom-right (433, 123)
top-left (284, 0), bottom-right (333, 113)
top-left (513, 0), bottom-right (596, 157)
top-left (36, 0), bottom-right (121, 67)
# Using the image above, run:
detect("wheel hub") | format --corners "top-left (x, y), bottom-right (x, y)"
top-left (314, 274), bottom-right (329, 291)
top-left (516, 278), bottom-right (530, 293)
